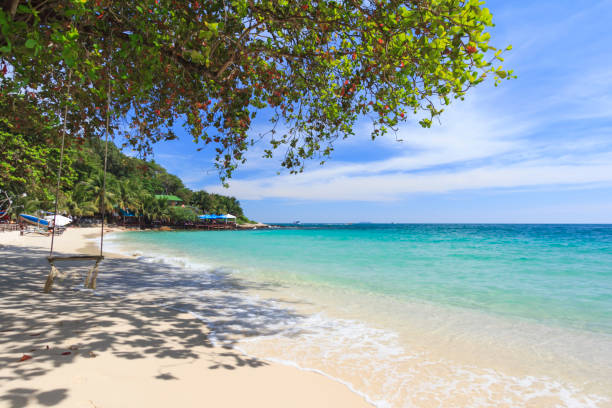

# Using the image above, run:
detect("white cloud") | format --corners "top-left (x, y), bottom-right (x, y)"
top-left (202, 2), bottom-right (612, 203)
top-left (209, 157), bottom-right (612, 201)
top-left (205, 85), bottom-right (612, 201)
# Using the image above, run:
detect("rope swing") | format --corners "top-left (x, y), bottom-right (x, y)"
top-left (44, 48), bottom-right (113, 293)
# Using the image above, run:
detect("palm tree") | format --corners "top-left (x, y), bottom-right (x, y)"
top-left (116, 179), bottom-right (139, 225)
top-left (78, 172), bottom-right (117, 221)
top-left (158, 198), bottom-right (171, 224)
top-left (63, 195), bottom-right (97, 220)
top-left (141, 195), bottom-right (172, 225)
top-left (132, 190), bottom-right (149, 228)
top-left (142, 194), bottom-right (160, 224)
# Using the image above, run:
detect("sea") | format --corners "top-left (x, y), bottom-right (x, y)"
top-left (106, 224), bottom-right (612, 407)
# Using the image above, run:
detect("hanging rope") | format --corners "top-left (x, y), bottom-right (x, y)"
top-left (49, 70), bottom-right (72, 257)
top-left (44, 33), bottom-right (113, 293)
top-left (100, 46), bottom-right (112, 256)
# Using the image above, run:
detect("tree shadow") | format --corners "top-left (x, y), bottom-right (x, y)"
top-left (0, 244), bottom-right (309, 406)
top-left (0, 388), bottom-right (68, 408)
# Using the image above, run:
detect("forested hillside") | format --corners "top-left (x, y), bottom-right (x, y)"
top-left (0, 93), bottom-right (251, 224)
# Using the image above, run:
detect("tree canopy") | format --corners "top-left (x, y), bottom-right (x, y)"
top-left (0, 0), bottom-right (511, 181)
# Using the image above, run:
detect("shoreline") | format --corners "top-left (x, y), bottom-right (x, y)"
top-left (105, 228), bottom-right (612, 407)
top-left (0, 227), bottom-right (372, 408)
top-left (4, 226), bottom-right (610, 407)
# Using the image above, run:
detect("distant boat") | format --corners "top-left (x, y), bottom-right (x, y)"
top-left (19, 213), bottom-right (50, 227)
top-left (294, 221), bottom-right (301, 224)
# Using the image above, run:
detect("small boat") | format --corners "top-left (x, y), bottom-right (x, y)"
top-left (19, 213), bottom-right (51, 227)
top-left (44, 214), bottom-right (72, 227)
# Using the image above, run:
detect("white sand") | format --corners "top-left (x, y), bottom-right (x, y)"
top-left (0, 227), bottom-right (371, 408)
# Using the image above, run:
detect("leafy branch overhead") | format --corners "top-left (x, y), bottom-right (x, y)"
top-left (0, 0), bottom-right (512, 182)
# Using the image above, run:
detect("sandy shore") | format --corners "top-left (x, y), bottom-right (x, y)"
top-left (0, 227), bottom-right (371, 408)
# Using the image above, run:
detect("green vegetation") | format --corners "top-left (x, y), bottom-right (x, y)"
top-left (1, 0), bottom-right (511, 223)
top-left (0, 0), bottom-right (512, 183)
top-left (0, 92), bottom-right (250, 224)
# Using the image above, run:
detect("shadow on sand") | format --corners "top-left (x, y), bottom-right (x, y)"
top-left (0, 245), bottom-right (307, 407)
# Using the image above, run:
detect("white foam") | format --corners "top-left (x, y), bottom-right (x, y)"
top-left (177, 292), bottom-right (609, 407)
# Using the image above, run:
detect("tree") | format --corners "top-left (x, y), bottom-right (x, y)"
top-left (168, 206), bottom-right (198, 223)
top-left (0, 0), bottom-right (512, 183)
top-left (116, 178), bottom-right (140, 223)
top-left (0, 93), bottom-right (74, 199)
top-left (191, 191), bottom-right (213, 213)
top-left (79, 172), bottom-right (117, 217)
top-left (175, 187), bottom-right (193, 204)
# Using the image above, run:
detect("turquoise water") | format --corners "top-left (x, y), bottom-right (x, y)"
top-left (106, 224), bottom-right (612, 406)
top-left (112, 224), bottom-right (612, 334)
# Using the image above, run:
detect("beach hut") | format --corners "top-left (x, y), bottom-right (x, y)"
top-left (154, 195), bottom-right (183, 206)
top-left (198, 214), bottom-right (236, 229)
top-left (119, 208), bottom-right (136, 217)
top-left (219, 214), bottom-right (237, 225)
top-left (198, 214), bottom-right (219, 223)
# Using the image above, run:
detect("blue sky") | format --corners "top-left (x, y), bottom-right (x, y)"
top-left (138, 0), bottom-right (612, 223)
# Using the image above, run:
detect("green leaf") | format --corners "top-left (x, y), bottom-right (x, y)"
top-left (16, 4), bottom-right (32, 13)
top-left (25, 39), bottom-right (37, 49)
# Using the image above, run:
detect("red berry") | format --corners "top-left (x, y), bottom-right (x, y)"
top-left (466, 45), bottom-right (477, 54)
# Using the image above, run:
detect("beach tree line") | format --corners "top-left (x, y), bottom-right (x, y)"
top-left (0, 0), bottom-right (512, 183)
top-left (0, 92), bottom-right (251, 224)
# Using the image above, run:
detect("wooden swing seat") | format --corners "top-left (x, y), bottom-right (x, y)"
top-left (44, 255), bottom-right (104, 293)
top-left (48, 255), bottom-right (104, 262)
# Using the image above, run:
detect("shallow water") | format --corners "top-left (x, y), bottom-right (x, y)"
top-left (107, 224), bottom-right (612, 407)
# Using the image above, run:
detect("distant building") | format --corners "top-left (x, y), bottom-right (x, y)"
top-left (155, 195), bottom-right (184, 207)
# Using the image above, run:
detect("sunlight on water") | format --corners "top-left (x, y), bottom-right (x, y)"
top-left (106, 224), bottom-right (612, 407)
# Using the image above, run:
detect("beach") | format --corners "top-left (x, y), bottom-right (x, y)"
top-left (102, 225), bottom-right (612, 407)
top-left (0, 228), bottom-right (371, 408)
top-left (2, 225), bottom-right (611, 408)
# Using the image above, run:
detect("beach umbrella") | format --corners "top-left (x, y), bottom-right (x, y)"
top-left (44, 215), bottom-right (72, 227)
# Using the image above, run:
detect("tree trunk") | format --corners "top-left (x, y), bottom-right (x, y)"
top-left (4, 0), bottom-right (19, 16)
